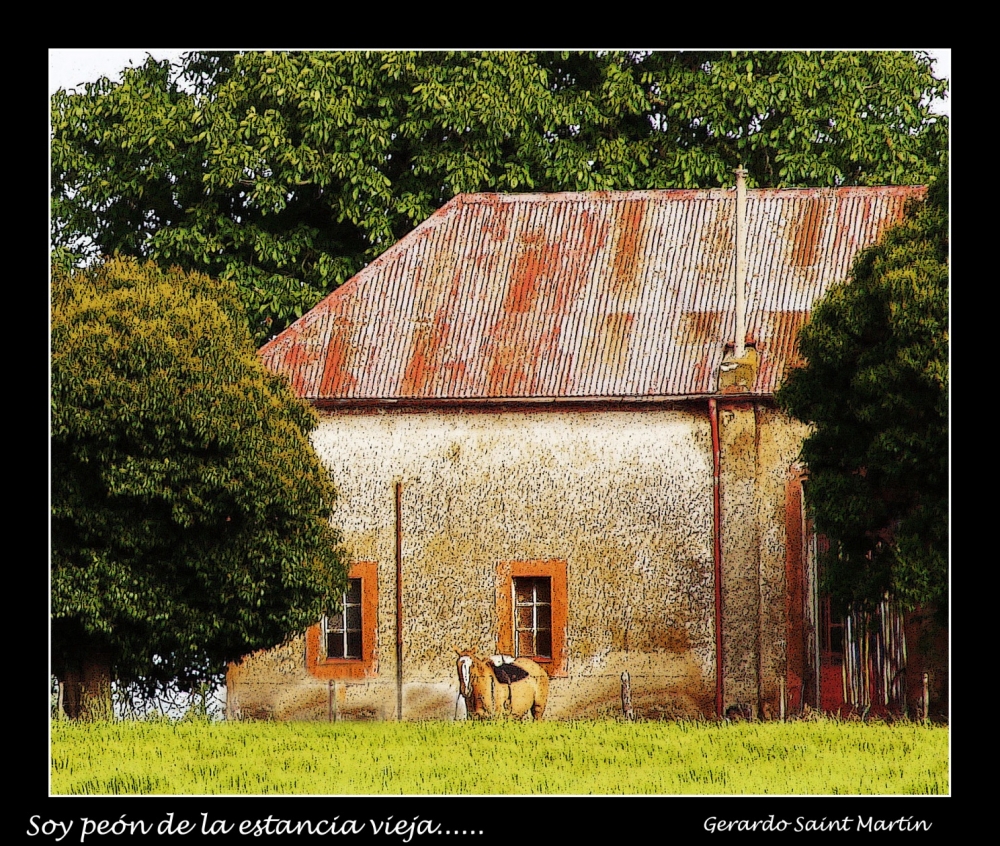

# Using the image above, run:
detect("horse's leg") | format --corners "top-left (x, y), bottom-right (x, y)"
top-left (531, 675), bottom-right (548, 720)
top-left (528, 683), bottom-right (544, 720)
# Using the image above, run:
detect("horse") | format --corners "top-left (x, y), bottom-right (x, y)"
top-left (454, 648), bottom-right (549, 720)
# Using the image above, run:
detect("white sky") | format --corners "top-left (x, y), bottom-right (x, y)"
top-left (48, 49), bottom-right (952, 116)
top-left (49, 49), bottom-right (190, 95)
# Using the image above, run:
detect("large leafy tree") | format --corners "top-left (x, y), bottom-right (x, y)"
top-left (51, 257), bottom-right (347, 719)
top-left (777, 168), bottom-right (948, 618)
top-left (51, 50), bottom-right (948, 341)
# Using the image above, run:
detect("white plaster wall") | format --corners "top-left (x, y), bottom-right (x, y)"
top-left (310, 405), bottom-right (718, 718)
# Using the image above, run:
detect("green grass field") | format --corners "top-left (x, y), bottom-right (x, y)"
top-left (50, 718), bottom-right (948, 795)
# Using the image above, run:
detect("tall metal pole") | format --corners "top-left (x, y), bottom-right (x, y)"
top-left (395, 481), bottom-right (404, 721)
top-left (734, 167), bottom-right (748, 359)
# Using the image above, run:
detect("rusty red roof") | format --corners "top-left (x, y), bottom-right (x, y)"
top-left (261, 186), bottom-right (924, 402)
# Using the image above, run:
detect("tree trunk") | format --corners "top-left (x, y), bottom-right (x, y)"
top-left (59, 649), bottom-right (113, 720)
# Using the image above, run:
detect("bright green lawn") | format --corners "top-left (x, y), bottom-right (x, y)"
top-left (50, 718), bottom-right (948, 795)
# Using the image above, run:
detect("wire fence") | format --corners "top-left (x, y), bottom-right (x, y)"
top-left (51, 675), bottom-right (227, 721)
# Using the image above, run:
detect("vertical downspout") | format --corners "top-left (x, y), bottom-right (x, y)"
top-left (395, 481), bottom-right (403, 721)
top-left (753, 403), bottom-right (763, 718)
top-left (709, 397), bottom-right (724, 717)
top-left (734, 167), bottom-right (748, 359)
top-left (813, 530), bottom-right (822, 711)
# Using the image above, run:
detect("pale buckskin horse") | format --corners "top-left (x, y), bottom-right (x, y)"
top-left (454, 648), bottom-right (549, 720)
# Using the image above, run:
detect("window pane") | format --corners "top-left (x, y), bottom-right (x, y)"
top-left (536, 630), bottom-right (552, 658)
top-left (516, 631), bottom-right (534, 656)
top-left (515, 581), bottom-right (535, 604)
top-left (533, 579), bottom-right (551, 603)
top-left (346, 605), bottom-right (362, 630)
top-left (346, 630), bottom-right (362, 660)
top-left (516, 606), bottom-right (534, 628)
top-left (329, 633), bottom-right (345, 658)
top-left (536, 605), bottom-right (551, 629)
top-left (345, 578), bottom-right (362, 603)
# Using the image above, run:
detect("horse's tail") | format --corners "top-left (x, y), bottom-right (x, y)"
top-left (532, 669), bottom-right (549, 720)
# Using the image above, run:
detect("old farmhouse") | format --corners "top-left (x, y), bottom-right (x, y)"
top-left (226, 182), bottom-right (944, 721)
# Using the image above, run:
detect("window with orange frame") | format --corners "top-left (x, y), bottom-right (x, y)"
top-left (305, 561), bottom-right (378, 680)
top-left (496, 559), bottom-right (567, 677)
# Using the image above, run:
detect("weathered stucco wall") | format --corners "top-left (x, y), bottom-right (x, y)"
top-left (754, 406), bottom-right (812, 718)
top-left (716, 403), bottom-right (811, 719)
top-left (227, 402), bottom-right (809, 721)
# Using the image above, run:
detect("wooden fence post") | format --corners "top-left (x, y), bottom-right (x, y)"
top-left (621, 671), bottom-right (634, 721)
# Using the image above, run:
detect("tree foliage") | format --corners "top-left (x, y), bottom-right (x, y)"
top-left (777, 168), bottom-right (948, 617)
top-left (51, 257), bottom-right (347, 717)
top-left (51, 50), bottom-right (948, 341)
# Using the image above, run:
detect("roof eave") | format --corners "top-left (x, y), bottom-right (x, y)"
top-left (308, 391), bottom-right (774, 412)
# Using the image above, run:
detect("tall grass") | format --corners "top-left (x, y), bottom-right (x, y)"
top-left (50, 718), bottom-right (948, 795)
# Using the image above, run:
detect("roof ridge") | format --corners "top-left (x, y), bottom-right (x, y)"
top-left (450, 185), bottom-right (927, 205)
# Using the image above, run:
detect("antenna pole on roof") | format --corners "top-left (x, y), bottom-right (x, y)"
top-left (734, 166), bottom-right (748, 359)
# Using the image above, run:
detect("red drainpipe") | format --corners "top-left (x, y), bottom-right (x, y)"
top-left (709, 397), bottom-right (724, 717)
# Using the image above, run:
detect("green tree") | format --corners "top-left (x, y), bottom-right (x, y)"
top-left (51, 257), bottom-right (347, 719)
top-left (51, 50), bottom-right (948, 341)
top-left (777, 167), bottom-right (948, 618)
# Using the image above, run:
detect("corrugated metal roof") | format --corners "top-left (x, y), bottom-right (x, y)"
top-left (261, 186), bottom-right (924, 401)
